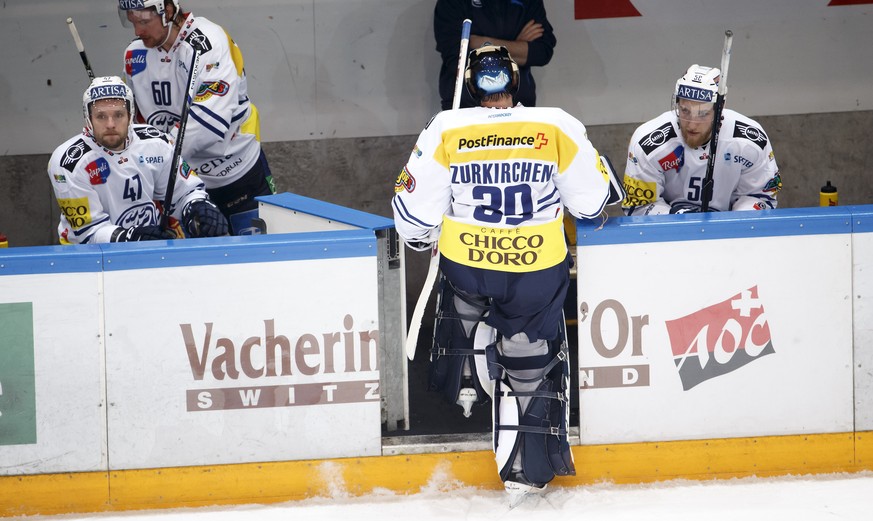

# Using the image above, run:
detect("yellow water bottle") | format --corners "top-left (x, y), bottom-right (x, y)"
top-left (0, 233), bottom-right (7, 248)
top-left (820, 181), bottom-right (838, 207)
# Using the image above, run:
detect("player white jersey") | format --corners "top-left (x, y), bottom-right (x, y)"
top-left (623, 109), bottom-right (781, 215)
top-left (122, 13), bottom-right (260, 190)
top-left (393, 105), bottom-right (610, 272)
top-left (47, 125), bottom-right (208, 244)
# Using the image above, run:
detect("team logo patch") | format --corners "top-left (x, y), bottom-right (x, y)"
top-left (666, 286), bottom-right (775, 391)
top-left (125, 49), bottom-right (148, 76)
top-left (657, 145), bottom-right (684, 173)
top-left (733, 122), bottom-right (768, 149)
top-left (135, 126), bottom-right (164, 140)
top-left (61, 139), bottom-right (92, 172)
top-left (185, 28), bottom-right (213, 53)
top-left (394, 166), bottom-right (415, 193)
top-left (179, 160), bottom-right (193, 179)
top-left (194, 80), bottom-right (230, 102)
top-left (86, 158), bottom-right (111, 185)
top-left (763, 172), bottom-right (783, 193)
top-left (147, 110), bottom-right (181, 132)
top-left (638, 122), bottom-right (677, 155)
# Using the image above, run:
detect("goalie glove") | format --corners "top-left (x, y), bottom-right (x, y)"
top-left (182, 199), bottom-right (229, 238)
top-left (111, 225), bottom-right (176, 242)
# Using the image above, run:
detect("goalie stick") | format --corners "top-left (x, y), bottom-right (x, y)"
top-left (66, 17), bottom-right (95, 81)
top-left (701, 30), bottom-right (734, 212)
top-left (160, 45), bottom-right (202, 230)
top-left (404, 18), bottom-right (472, 361)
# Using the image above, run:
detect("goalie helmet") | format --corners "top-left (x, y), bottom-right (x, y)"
top-left (117, 0), bottom-right (179, 28)
top-left (82, 76), bottom-right (135, 132)
top-left (674, 64), bottom-right (720, 104)
top-left (464, 45), bottom-right (519, 103)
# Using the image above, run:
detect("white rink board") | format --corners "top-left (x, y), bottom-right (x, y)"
top-left (0, 272), bottom-right (107, 475)
top-left (577, 231), bottom-right (854, 445)
top-left (103, 257), bottom-right (381, 470)
top-left (853, 230), bottom-right (873, 432)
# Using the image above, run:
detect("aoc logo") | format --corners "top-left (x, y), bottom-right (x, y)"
top-left (394, 166), bottom-right (415, 193)
top-left (86, 158), bottom-right (111, 185)
top-left (666, 286), bottom-right (775, 391)
top-left (125, 49), bottom-right (147, 76)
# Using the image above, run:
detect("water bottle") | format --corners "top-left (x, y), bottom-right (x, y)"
top-left (820, 181), bottom-right (838, 207)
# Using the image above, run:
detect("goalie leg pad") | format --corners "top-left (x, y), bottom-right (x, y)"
top-left (493, 323), bottom-right (575, 487)
top-left (428, 278), bottom-right (490, 406)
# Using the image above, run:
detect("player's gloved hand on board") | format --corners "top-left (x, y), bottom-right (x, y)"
top-left (182, 199), bottom-right (229, 238)
top-left (670, 202), bottom-right (704, 214)
top-left (405, 226), bottom-right (441, 252)
top-left (111, 225), bottom-right (176, 242)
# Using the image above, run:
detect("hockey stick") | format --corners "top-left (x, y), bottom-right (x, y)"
top-left (66, 17), bottom-right (95, 81)
top-left (160, 46), bottom-right (202, 230)
top-left (404, 18), bottom-right (472, 361)
top-left (701, 30), bottom-right (733, 212)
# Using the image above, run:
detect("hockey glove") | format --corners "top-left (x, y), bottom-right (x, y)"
top-left (111, 225), bottom-right (176, 242)
top-left (669, 202), bottom-right (704, 214)
top-left (182, 199), bottom-right (229, 238)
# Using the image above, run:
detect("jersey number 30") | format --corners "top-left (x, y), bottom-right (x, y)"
top-left (472, 184), bottom-right (533, 226)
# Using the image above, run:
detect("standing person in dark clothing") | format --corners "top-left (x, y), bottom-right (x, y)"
top-left (434, 0), bottom-right (556, 110)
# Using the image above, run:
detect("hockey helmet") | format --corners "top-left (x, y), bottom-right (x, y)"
top-left (464, 45), bottom-right (519, 103)
top-left (82, 76), bottom-right (135, 131)
top-left (674, 64), bottom-right (720, 104)
top-left (118, 0), bottom-right (179, 28)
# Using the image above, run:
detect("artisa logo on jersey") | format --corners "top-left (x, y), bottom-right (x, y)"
top-left (665, 286), bottom-right (775, 390)
top-left (180, 315), bottom-right (380, 412)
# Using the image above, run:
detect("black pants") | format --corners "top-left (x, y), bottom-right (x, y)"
top-left (205, 149), bottom-right (275, 235)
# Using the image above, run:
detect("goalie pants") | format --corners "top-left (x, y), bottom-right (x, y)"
top-left (433, 255), bottom-right (575, 486)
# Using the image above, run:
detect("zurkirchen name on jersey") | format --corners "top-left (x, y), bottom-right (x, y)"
top-left (450, 161), bottom-right (554, 185)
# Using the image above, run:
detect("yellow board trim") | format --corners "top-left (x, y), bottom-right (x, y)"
top-left (3, 432), bottom-right (872, 517)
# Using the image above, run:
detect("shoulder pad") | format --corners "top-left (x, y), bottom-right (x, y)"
top-left (134, 126), bottom-right (169, 142)
top-left (59, 139), bottom-right (92, 173)
top-left (185, 28), bottom-right (213, 54)
top-left (732, 121), bottom-right (769, 150)
top-left (638, 122), bottom-right (677, 156)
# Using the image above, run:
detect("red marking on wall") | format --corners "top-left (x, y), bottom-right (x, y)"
top-left (575, 0), bottom-right (641, 20)
top-left (828, 0), bottom-right (873, 5)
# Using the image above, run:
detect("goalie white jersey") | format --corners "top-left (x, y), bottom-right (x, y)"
top-left (622, 109), bottom-right (782, 215)
top-left (121, 13), bottom-right (260, 190)
top-left (47, 125), bottom-right (208, 244)
top-left (392, 105), bottom-right (610, 272)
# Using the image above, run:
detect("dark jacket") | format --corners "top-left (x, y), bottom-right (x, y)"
top-left (434, 0), bottom-right (556, 109)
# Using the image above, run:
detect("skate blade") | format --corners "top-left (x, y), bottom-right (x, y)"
top-left (504, 480), bottom-right (547, 509)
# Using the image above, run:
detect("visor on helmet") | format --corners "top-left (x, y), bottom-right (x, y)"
top-left (117, 0), bottom-right (174, 28)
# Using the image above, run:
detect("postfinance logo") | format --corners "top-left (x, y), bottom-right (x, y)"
top-left (0, 302), bottom-right (37, 446)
